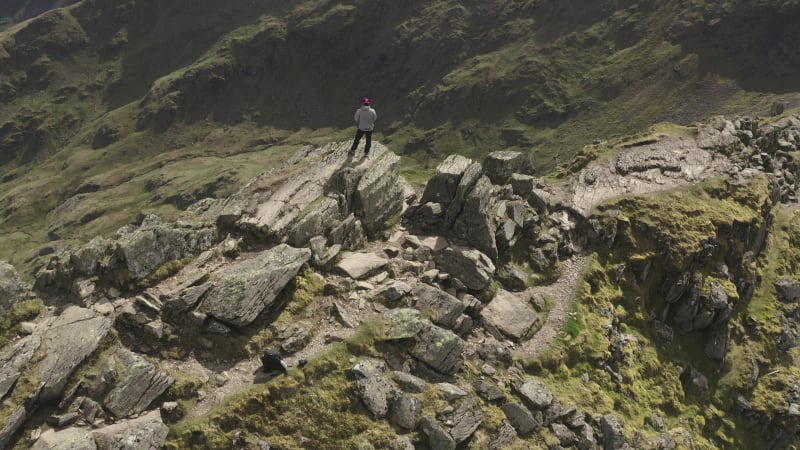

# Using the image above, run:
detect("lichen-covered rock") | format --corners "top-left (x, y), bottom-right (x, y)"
top-left (411, 283), bottom-right (466, 330)
top-left (600, 414), bottom-right (630, 450)
top-left (92, 410), bottom-right (170, 450)
top-left (435, 246), bottom-right (496, 291)
top-left (0, 261), bottom-right (27, 316)
top-left (390, 391), bottom-right (421, 430)
top-left (353, 360), bottom-right (394, 419)
top-left (385, 308), bottom-right (424, 340)
top-left (481, 289), bottom-right (539, 341)
top-left (409, 322), bottom-right (465, 375)
top-left (198, 244), bottom-right (311, 327)
top-left (103, 349), bottom-right (174, 419)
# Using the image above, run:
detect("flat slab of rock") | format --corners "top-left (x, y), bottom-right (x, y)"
top-left (481, 289), bottom-right (539, 341)
top-left (451, 397), bottom-right (484, 443)
top-left (515, 377), bottom-right (554, 410)
top-left (199, 244), bottom-right (311, 327)
top-left (337, 252), bottom-right (389, 279)
top-left (32, 427), bottom-right (96, 450)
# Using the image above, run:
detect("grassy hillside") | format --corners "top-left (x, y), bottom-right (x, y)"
top-left (1, 0), bottom-right (800, 275)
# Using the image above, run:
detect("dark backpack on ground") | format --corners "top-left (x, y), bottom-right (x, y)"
top-left (261, 349), bottom-right (287, 375)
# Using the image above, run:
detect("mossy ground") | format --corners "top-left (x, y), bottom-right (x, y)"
top-left (0, 298), bottom-right (43, 347)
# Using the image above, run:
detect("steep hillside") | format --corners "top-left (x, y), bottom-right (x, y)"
top-left (0, 0), bottom-right (79, 29)
top-left (1, 0), bottom-right (800, 276)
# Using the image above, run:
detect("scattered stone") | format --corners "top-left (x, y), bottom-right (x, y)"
top-left (436, 383), bottom-right (469, 402)
top-left (337, 252), bottom-right (390, 279)
top-left (502, 402), bottom-right (541, 436)
top-left (490, 421), bottom-right (518, 449)
top-left (450, 397), bottom-right (484, 443)
top-left (409, 322), bottom-right (465, 375)
top-left (280, 324), bottom-right (311, 353)
top-left (103, 349), bottom-right (175, 419)
top-left (420, 416), bottom-right (456, 450)
top-left (552, 423), bottom-right (577, 446)
top-left (373, 281), bottom-right (413, 305)
top-left (390, 391), bottom-right (421, 430)
top-left (353, 360), bottom-right (394, 419)
top-left (332, 301), bottom-right (359, 328)
top-left (600, 414), bottom-right (629, 450)
top-left (474, 380), bottom-right (506, 402)
top-left (392, 371), bottom-right (427, 393)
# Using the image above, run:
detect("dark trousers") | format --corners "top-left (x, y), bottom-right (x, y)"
top-left (350, 129), bottom-right (372, 154)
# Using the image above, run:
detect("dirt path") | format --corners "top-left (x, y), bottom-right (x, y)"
top-left (514, 253), bottom-right (589, 360)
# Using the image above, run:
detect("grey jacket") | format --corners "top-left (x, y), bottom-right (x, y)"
top-left (354, 106), bottom-right (377, 131)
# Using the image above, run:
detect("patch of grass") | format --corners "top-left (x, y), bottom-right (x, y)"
top-left (140, 258), bottom-right (194, 288)
top-left (0, 298), bottom-right (44, 347)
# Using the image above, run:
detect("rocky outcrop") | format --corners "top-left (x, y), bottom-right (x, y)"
top-left (197, 244), bottom-right (311, 327)
top-left (434, 246), bottom-right (496, 291)
top-left (353, 360), bottom-right (394, 419)
top-left (483, 150), bottom-right (533, 185)
top-left (92, 410), bottom-right (170, 450)
top-left (235, 142), bottom-right (404, 245)
top-left (35, 216), bottom-right (216, 293)
top-left (0, 261), bottom-right (28, 316)
top-left (410, 283), bottom-right (466, 330)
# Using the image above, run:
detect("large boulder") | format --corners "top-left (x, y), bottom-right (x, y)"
top-left (353, 149), bottom-right (405, 232)
top-left (450, 397), bottom-right (484, 443)
top-left (776, 277), bottom-right (800, 303)
top-left (92, 410), bottom-right (170, 450)
top-left (31, 427), bottom-right (97, 450)
top-left (0, 261), bottom-right (28, 316)
top-left (442, 162), bottom-right (483, 228)
top-left (481, 289), bottom-right (539, 341)
top-left (515, 377), bottom-right (554, 410)
top-left (103, 349), bottom-right (175, 419)
top-left (452, 175), bottom-right (498, 261)
top-left (337, 252), bottom-right (389, 280)
top-left (411, 283), bottom-right (466, 330)
top-left (198, 244), bottom-right (311, 327)
top-left (483, 151), bottom-right (532, 185)
top-left (420, 155), bottom-right (474, 207)
top-left (409, 322), bottom-right (465, 375)
top-left (435, 246), bottom-right (496, 291)
top-left (353, 360), bottom-right (394, 419)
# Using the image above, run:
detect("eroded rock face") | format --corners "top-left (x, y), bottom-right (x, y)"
top-left (103, 349), bottom-right (174, 419)
top-left (198, 244), bottom-right (311, 327)
top-left (0, 260), bottom-right (28, 315)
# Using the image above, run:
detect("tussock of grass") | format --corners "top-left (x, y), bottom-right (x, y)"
top-left (0, 298), bottom-right (44, 347)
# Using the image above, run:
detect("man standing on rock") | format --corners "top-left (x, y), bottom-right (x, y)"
top-left (349, 97), bottom-right (377, 158)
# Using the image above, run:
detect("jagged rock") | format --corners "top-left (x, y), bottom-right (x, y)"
top-left (515, 377), bottom-right (554, 410)
top-left (443, 162), bottom-right (483, 227)
top-left (510, 173), bottom-right (537, 197)
top-left (490, 421), bottom-right (518, 449)
top-left (0, 335), bottom-right (41, 399)
top-left (575, 422), bottom-right (597, 450)
top-left (197, 244), bottom-right (311, 328)
top-left (420, 155), bottom-right (474, 207)
top-left (474, 380), bottom-right (506, 402)
top-left (373, 281), bottom-right (412, 305)
top-left (528, 188), bottom-right (551, 212)
top-left (409, 322), bottom-right (465, 375)
top-left (353, 360), bottom-right (394, 419)
top-left (436, 383), bottom-right (468, 402)
top-left (452, 176), bottom-right (498, 260)
top-left (450, 397), bottom-right (483, 443)
top-left (483, 151), bottom-right (532, 185)
top-left (353, 149), bottom-right (405, 232)
top-left (502, 402), bottom-right (541, 436)
top-left (390, 391), bottom-right (421, 430)
top-left (337, 252), bottom-right (389, 279)
top-left (392, 371), bottom-right (427, 393)
top-left (287, 196), bottom-right (342, 247)
top-left (107, 218), bottom-right (216, 282)
top-left (552, 423), bottom-right (577, 446)
top-left (332, 301), bottom-right (358, 328)
top-left (411, 283), bottom-right (466, 330)
top-left (0, 261), bottom-right (27, 316)
top-left (165, 283), bottom-right (211, 313)
top-left (92, 410), bottom-right (170, 450)
top-left (776, 277), bottom-right (800, 303)
top-left (103, 349), bottom-right (175, 419)
top-left (435, 246), bottom-right (496, 291)
top-left (482, 289), bottom-right (539, 341)
top-left (32, 427), bottom-right (96, 450)
top-left (600, 414), bottom-right (629, 450)
top-left (420, 416), bottom-right (456, 450)
top-left (497, 263), bottom-right (529, 292)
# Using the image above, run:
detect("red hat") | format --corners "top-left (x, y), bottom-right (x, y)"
top-left (362, 97), bottom-right (370, 105)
